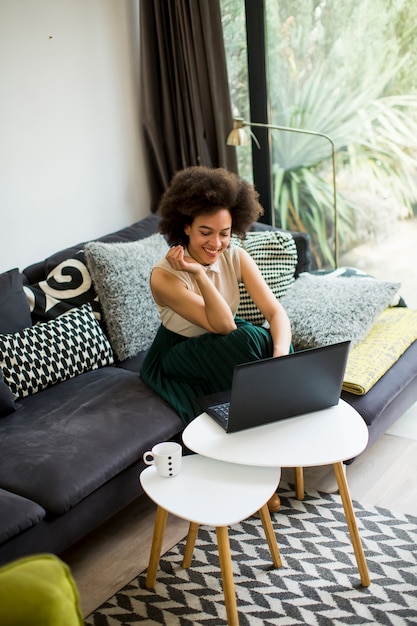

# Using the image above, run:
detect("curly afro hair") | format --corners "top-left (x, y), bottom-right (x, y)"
top-left (158, 166), bottom-right (264, 246)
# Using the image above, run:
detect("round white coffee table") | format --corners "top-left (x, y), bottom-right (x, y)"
top-left (182, 399), bottom-right (371, 587)
top-left (140, 454), bottom-right (282, 626)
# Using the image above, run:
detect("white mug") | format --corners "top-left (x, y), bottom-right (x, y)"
top-left (143, 442), bottom-right (182, 477)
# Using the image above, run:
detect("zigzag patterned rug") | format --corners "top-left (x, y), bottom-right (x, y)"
top-left (86, 484), bottom-right (417, 625)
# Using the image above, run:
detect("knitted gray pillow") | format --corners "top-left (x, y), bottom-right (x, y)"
top-left (85, 234), bottom-right (169, 360)
top-left (280, 272), bottom-right (401, 351)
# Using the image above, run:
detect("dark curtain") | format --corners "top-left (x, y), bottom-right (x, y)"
top-left (140, 0), bottom-right (238, 212)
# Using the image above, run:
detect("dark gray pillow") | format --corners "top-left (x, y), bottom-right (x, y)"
top-left (0, 269), bottom-right (32, 416)
top-left (0, 370), bottom-right (16, 418)
top-left (280, 273), bottom-right (401, 350)
top-left (0, 268), bottom-right (32, 334)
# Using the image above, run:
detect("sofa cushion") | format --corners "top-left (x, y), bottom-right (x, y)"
top-left (0, 304), bottom-right (114, 399)
top-left (85, 233), bottom-right (169, 360)
top-left (232, 231), bottom-right (298, 325)
top-left (0, 367), bottom-right (183, 515)
top-left (23, 251), bottom-right (100, 324)
top-left (280, 272), bottom-right (401, 350)
top-left (0, 268), bottom-right (32, 334)
top-left (117, 350), bottom-right (150, 373)
top-left (0, 490), bottom-right (46, 544)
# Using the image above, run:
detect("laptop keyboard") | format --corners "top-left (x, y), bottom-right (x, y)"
top-left (210, 402), bottom-right (230, 427)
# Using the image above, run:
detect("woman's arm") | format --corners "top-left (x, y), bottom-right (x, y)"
top-left (151, 246), bottom-right (237, 334)
top-left (239, 248), bottom-right (292, 357)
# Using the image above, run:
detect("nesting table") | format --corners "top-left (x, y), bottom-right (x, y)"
top-left (182, 398), bottom-right (371, 588)
top-left (140, 454), bottom-right (282, 626)
top-left (142, 400), bottom-right (370, 625)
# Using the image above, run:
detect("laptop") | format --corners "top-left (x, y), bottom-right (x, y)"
top-left (195, 341), bottom-right (350, 433)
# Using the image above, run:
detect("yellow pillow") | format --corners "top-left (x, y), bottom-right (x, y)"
top-left (343, 308), bottom-right (417, 395)
top-left (0, 554), bottom-right (83, 626)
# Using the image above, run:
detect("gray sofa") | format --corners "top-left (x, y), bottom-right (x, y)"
top-left (0, 214), bottom-right (416, 566)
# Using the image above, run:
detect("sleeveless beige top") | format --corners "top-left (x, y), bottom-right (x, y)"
top-left (152, 245), bottom-right (242, 337)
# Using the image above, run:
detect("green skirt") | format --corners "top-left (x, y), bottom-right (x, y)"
top-left (140, 318), bottom-right (275, 425)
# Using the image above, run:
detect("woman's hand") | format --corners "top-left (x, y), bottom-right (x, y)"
top-left (165, 245), bottom-right (203, 275)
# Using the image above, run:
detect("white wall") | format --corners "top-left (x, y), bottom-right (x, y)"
top-left (0, 0), bottom-right (150, 273)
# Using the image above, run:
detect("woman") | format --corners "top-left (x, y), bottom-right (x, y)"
top-left (141, 166), bottom-right (292, 512)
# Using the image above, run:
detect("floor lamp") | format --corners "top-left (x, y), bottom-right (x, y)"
top-left (226, 118), bottom-right (339, 268)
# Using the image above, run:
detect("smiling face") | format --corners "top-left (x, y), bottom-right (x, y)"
top-left (184, 209), bottom-right (232, 265)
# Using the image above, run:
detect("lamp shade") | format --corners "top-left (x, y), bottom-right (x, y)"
top-left (226, 128), bottom-right (250, 146)
top-left (226, 119), bottom-right (250, 146)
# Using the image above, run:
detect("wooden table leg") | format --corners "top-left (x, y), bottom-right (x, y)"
top-left (294, 467), bottom-right (304, 500)
top-left (145, 506), bottom-right (168, 589)
top-left (333, 462), bottom-right (371, 587)
top-left (216, 526), bottom-right (239, 626)
top-left (182, 521), bottom-right (199, 568)
top-left (259, 503), bottom-right (282, 568)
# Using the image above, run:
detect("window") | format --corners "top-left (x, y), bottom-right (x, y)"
top-left (221, 0), bottom-right (252, 183)
top-left (221, 0), bottom-right (417, 269)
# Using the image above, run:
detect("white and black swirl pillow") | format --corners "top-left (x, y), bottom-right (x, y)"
top-left (23, 251), bottom-right (100, 324)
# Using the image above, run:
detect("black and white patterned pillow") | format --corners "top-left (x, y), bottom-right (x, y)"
top-left (0, 303), bottom-right (114, 399)
top-left (23, 251), bottom-right (100, 324)
top-left (232, 231), bottom-right (298, 325)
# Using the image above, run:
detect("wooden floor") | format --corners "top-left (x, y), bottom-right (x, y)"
top-left (63, 430), bottom-right (417, 618)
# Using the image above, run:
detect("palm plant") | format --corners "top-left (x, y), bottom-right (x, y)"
top-left (265, 0), bottom-right (417, 267)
